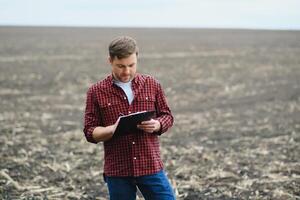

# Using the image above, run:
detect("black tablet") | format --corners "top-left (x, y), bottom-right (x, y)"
top-left (114, 110), bottom-right (156, 136)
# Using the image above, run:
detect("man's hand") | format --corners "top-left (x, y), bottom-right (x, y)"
top-left (137, 119), bottom-right (161, 133)
top-left (111, 117), bottom-right (120, 134)
top-left (92, 118), bottom-right (120, 142)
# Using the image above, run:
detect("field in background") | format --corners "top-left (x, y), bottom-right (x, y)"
top-left (0, 27), bottom-right (299, 199)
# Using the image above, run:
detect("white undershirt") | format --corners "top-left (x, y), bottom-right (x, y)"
top-left (114, 80), bottom-right (134, 105)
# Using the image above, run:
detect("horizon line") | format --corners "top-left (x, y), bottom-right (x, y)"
top-left (1, 24), bottom-right (300, 32)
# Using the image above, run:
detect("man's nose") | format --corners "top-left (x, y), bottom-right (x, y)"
top-left (123, 66), bottom-right (130, 73)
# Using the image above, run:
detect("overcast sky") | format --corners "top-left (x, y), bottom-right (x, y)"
top-left (1, 0), bottom-right (300, 29)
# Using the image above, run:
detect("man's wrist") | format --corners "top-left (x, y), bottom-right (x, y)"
top-left (108, 125), bottom-right (115, 135)
top-left (154, 120), bottom-right (162, 133)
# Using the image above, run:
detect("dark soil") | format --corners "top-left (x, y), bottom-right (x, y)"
top-left (0, 27), bottom-right (300, 199)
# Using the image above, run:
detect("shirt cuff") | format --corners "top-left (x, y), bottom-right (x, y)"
top-left (85, 127), bottom-right (98, 144)
top-left (155, 117), bottom-right (170, 135)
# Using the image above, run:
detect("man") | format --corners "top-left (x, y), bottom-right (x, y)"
top-left (83, 36), bottom-right (175, 200)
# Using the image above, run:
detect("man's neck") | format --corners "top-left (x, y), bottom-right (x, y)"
top-left (112, 73), bottom-right (136, 83)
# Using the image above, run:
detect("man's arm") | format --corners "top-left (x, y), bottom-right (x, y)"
top-left (154, 81), bottom-right (173, 135)
top-left (83, 87), bottom-right (118, 143)
top-left (91, 120), bottom-right (119, 142)
top-left (137, 80), bottom-right (173, 135)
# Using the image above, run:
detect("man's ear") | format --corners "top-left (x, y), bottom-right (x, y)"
top-left (108, 56), bottom-right (113, 64)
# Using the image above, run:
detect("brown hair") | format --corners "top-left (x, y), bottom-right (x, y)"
top-left (109, 36), bottom-right (139, 60)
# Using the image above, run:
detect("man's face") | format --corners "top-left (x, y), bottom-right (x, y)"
top-left (109, 53), bottom-right (137, 83)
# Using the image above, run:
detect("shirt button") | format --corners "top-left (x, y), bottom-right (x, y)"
top-left (132, 142), bottom-right (135, 144)
top-left (145, 97), bottom-right (148, 100)
top-left (124, 96), bottom-right (127, 100)
top-left (128, 111), bottom-right (131, 114)
top-left (133, 157), bottom-right (137, 160)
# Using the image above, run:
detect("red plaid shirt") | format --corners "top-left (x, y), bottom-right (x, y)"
top-left (83, 73), bottom-right (173, 177)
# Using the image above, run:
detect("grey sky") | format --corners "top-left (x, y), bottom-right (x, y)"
top-left (1, 0), bottom-right (300, 29)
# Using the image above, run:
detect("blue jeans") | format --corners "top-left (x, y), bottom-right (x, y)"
top-left (105, 170), bottom-right (176, 200)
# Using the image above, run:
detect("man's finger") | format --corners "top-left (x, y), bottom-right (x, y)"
top-left (140, 120), bottom-right (155, 125)
top-left (137, 124), bottom-right (155, 129)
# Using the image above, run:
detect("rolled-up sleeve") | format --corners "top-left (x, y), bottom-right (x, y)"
top-left (83, 87), bottom-right (101, 144)
top-left (155, 82), bottom-right (174, 135)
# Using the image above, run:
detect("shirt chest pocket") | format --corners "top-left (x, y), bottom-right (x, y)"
top-left (99, 99), bottom-right (120, 108)
top-left (135, 95), bottom-right (156, 111)
top-left (99, 99), bottom-right (123, 125)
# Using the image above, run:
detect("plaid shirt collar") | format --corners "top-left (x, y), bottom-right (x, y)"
top-left (105, 73), bottom-right (143, 88)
